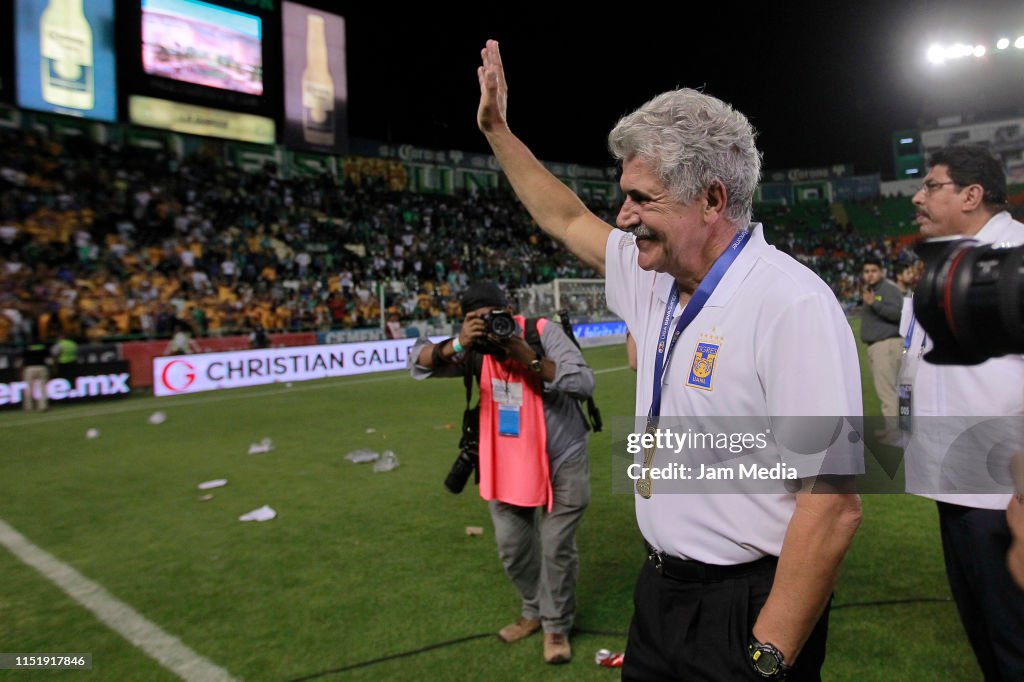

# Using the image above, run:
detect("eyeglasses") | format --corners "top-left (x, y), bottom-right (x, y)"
top-left (917, 180), bottom-right (958, 195)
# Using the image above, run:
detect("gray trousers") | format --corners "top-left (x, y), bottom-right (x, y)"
top-left (867, 337), bottom-right (903, 421)
top-left (23, 365), bottom-right (49, 412)
top-left (488, 453), bottom-right (590, 634)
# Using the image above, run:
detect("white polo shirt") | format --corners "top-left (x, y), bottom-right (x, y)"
top-left (903, 211), bottom-right (1024, 510)
top-left (606, 224), bottom-right (863, 564)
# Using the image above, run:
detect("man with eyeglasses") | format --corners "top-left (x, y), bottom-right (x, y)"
top-left (904, 145), bottom-right (1024, 680)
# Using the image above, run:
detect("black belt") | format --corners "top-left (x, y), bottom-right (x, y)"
top-left (646, 544), bottom-right (777, 582)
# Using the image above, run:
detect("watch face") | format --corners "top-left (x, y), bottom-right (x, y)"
top-left (753, 649), bottom-right (780, 674)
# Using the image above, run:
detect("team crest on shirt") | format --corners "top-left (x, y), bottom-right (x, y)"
top-left (686, 333), bottom-right (722, 391)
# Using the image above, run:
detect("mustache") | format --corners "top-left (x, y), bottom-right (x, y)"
top-left (633, 223), bottom-right (653, 239)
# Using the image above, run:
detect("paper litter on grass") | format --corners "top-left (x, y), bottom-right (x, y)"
top-left (239, 505), bottom-right (276, 522)
top-left (148, 411), bottom-right (167, 425)
top-left (247, 437), bottom-right (274, 454)
top-left (373, 450), bottom-right (399, 473)
top-left (198, 479), bottom-right (228, 490)
top-left (344, 449), bottom-right (380, 464)
top-left (85, 428), bottom-right (100, 439)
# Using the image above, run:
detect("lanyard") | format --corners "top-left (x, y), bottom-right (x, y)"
top-left (903, 312), bottom-right (927, 353)
top-left (649, 229), bottom-right (751, 422)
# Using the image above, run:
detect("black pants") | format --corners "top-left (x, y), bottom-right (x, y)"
top-left (622, 556), bottom-right (830, 681)
top-left (938, 501), bottom-right (1024, 681)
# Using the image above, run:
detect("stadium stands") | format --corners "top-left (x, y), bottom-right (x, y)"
top-left (5, 122), bottom-right (1012, 346)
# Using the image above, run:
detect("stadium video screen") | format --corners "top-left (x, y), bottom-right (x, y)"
top-left (14, 0), bottom-right (118, 121)
top-left (281, 1), bottom-right (348, 153)
top-left (141, 0), bottom-right (263, 97)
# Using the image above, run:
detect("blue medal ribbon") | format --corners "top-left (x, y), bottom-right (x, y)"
top-left (648, 229), bottom-right (751, 425)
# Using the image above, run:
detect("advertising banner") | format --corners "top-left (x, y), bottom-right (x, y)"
top-left (122, 331), bottom-right (317, 388)
top-left (0, 361), bottom-right (131, 409)
top-left (153, 337), bottom-right (446, 396)
top-left (129, 95), bottom-right (275, 144)
top-left (15, 0), bottom-right (118, 121)
top-left (281, 1), bottom-right (347, 153)
top-left (571, 321), bottom-right (627, 348)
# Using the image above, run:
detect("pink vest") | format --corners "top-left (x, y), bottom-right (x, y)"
top-left (478, 316), bottom-right (552, 511)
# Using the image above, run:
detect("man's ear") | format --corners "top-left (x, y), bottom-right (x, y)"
top-left (960, 183), bottom-right (985, 213)
top-left (704, 179), bottom-right (728, 223)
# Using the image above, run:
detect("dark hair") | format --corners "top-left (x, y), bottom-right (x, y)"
top-left (896, 253), bottom-right (919, 271)
top-left (862, 257), bottom-right (883, 269)
top-left (460, 281), bottom-right (506, 312)
top-left (930, 145), bottom-right (1008, 208)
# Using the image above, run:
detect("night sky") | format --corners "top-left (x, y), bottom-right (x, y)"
top-left (317, 1), bottom-right (1024, 179)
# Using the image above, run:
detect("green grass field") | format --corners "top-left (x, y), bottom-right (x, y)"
top-left (0, 329), bottom-right (984, 681)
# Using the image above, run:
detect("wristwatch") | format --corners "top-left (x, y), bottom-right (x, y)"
top-left (528, 353), bottom-right (544, 374)
top-left (748, 639), bottom-right (791, 679)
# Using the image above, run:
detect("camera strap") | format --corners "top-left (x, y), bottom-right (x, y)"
top-left (461, 353), bottom-right (482, 485)
top-left (464, 351), bottom-right (482, 409)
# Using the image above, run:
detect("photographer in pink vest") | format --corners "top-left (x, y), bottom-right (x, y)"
top-left (410, 281), bottom-right (595, 664)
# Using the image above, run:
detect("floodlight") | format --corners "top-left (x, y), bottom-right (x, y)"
top-left (1016, 36), bottom-right (1024, 49)
top-left (997, 38), bottom-right (1010, 50)
top-left (945, 43), bottom-right (975, 59)
top-left (973, 45), bottom-right (986, 57)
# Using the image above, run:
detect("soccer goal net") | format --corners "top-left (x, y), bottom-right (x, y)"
top-left (513, 278), bottom-right (626, 346)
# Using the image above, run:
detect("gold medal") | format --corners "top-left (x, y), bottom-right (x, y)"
top-left (636, 477), bottom-right (652, 498)
top-left (636, 424), bottom-right (657, 498)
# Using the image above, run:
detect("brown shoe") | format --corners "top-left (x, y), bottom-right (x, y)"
top-left (497, 616), bottom-right (541, 643)
top-left (543, 632), bottom-right (572, 664)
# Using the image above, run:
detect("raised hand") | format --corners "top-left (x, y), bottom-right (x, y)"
top-left (477, 39), bottom-right (509, 134)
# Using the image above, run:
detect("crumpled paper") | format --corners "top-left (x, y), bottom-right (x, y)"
top-left (248, 437), bottom-right (274, 454)
top-left (198, 479), bottom-right (228, 490)
top-left (344, 449), bottom-right (380, 464)
top-left (239, 505), bottom-right (276, 522)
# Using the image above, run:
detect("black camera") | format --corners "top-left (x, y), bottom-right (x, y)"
top-left (444, 406), bottom-right (480, 494)
top-left (914, 238), bottom-right (1024, 365)
top-left (482, 310), bottom-right (516, 338)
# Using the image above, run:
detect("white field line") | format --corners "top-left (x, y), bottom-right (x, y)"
top-left (0, 518), bottom-right (237, 681)
top-left (0, 366), bottom-right (631, 430)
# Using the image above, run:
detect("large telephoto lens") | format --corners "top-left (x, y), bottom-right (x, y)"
top-left (914, 238), bottom-right (1024, 365)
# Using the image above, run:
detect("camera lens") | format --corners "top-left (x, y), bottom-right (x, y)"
top-left (487, 311), bottom-right (516, 338)
top-left (444, 449), bottom-right (476, 494)
top-left (915, 238), bottom-right (1024, 365)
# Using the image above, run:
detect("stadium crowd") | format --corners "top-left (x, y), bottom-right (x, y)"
top-left (0, 128), bottom-right (605, 346)
top-left (0, 126), bottom-right (941, 347)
